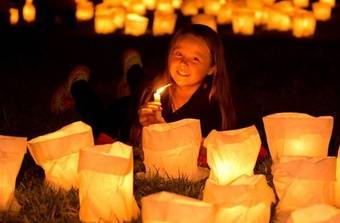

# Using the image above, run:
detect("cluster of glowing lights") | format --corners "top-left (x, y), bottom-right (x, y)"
top-left (8, 0), bottom-right (336, 38)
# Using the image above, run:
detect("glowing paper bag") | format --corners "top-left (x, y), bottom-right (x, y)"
top-left (272, 156), bottom-right (336, 216)
top-left (28, 121), bottom-right (94, 190)
top-left (287, 204), bottom-right (340, 223)
top-left (142, 119), bottom-right (205, 180)
top-left (263, 112), bottom-right (334, 162)
top-left (203, 125), bottom-right (261, 185)
top-left (142, 191), bottom-right (215, 223)
top-left (0, 135), bottom-right (27, 211)
top-left (203, 174), bottom-right (275, 223)
top-left (335, 147), bottom-right (340, 207)
top-left (78, 142), bottom-right (139, 223)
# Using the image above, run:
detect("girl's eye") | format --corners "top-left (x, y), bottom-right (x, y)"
top-left (174, 51), bottom-right (182, 57)
top-left (193, 57), bottom-right (200, 63)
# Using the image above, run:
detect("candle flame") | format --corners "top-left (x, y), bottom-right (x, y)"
top-left (156, 83), bottom-right (172, 94)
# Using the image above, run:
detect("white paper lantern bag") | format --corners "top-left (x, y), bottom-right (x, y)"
top-left (203, 174), bottom-right (275, 223)
top-left (272, 156), bottom-right (336, 217)
top-left (28, 121), bottom-right (94, 190)
top-left (142, 119), bottom-right (206, 180)
top-left (203, 125), bottom-right (261, 185)
top-left (287, 204), bottom-right (340, 223)
top-left (78, 142), bottom-right (139, 223)
top-left (263, 112), bottom-right (334, 162)
top-left (0, 135), bottom-right (27, 211)
top-left (142, 191), bottom-right (215, 223)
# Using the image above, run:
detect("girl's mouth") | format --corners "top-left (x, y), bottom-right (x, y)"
top-left (177, 70), bottom-right (189, 77)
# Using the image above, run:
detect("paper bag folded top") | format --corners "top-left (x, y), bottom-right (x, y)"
top-left (263, 112), bottom-right (333, 162)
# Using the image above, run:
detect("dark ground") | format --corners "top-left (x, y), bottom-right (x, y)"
top-left (0, 6), bottom-right (339, 161)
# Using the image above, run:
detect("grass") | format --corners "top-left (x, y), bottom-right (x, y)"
top-left (0, 154), bottom-right (276, 223)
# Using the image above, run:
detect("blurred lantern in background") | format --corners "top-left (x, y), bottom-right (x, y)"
top-left (191, 14), bottom-right (217, 31)
top-left (125, 13), bottom-right (149, 36)
top-left (78, 142), bottom-right (139, 223)
top-left (203, 0), bottom-right (221, 15)
top-left (181, 0), bottom-right (199, 16)
top-left (9, 8), bottom-right (19, 25)
top-left (232, 8), bottom-right (255, 35)
top-left (152, 11), bottom-right (177, 36)
top-left (76, 0), bottom-right (94, 21)
top-left (263, 112), bottom-right (334, 162)
top-left (144, 0), bottom-right (157, 10)
top-left (157, 0), bottom-right (174, 13)
top-left (28, 121), bottom-right (94, 190)
top-left (23, 0), bottom-right (36, 23)
top-left (142, 191), bottom-right (215, 223)
top-left (94, 3), bottom-right (117, 34)
top-left (312, 2), bottom-right (332, 21)
top-left (128, 0), bottom-right (147, 15)
top-left (292, 11), bottom-right (316, 37)
top-left (217, 2), bottom-right (234, 24)
top-left (204, 125), bottom-right (261, 185)
top-left (293, 0), bottom-right (309, 8)
top-left (0, 135), bottom-right (27, 211)
top-left (320, 0), bottom-right (335, 7)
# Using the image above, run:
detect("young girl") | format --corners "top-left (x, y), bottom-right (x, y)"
top-left (138, 24), bottom-right (236, 136)
top-left (51, 24), bottom-right (236, 147)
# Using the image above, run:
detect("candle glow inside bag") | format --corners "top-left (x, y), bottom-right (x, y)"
top-left (263, 112), bottom-right (334, 162)
top-left (0, 135), bottom-right (27, 211)
top-left (287, 204), bottom-right (340, 223)
top-left (204, 125), bottom-right (261, 185)
top-left (142, 119), bottom-right (206, 180)
top-left (28, 121), bottom-right (94, 190)
top-left (78, 142), bottom-right (139, 223)
top-left (203, 174), bottom-right (275, 223)
top-left (142, 191), bottom-right (215, 223)
top-left (272, 156), bottom-right (336, 220)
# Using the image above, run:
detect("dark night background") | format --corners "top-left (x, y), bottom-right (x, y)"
top-left (0, 0), bottom-right (339, 157)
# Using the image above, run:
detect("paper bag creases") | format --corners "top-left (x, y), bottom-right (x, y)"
top-left (78, 142), bottom-right (139, 223)
top-left (142, 119), bottom-right (204, 180)
top-left (142, 191), bottom-right (215, 223)
top-left (0, 135), bottom-right (27, 211)
top-left (203, 174), bottom-right (275, 223)
top-left (263, 112), bottom-right (333, 162)
top-left (204, 125), bottom-right (261, 185)
top-left (28, 121), bottom-right (94, 190)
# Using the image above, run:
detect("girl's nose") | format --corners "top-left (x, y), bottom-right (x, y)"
top-left (178, 60), bottom-right (189, 71)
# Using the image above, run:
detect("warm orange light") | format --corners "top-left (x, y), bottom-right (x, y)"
top-left (128, 0), bottom-right (147, 15)
top-left (312, 2), bottom-right (332, 21)
top-left (157, 0), bottom-right (174, 13)
top-left (78, 142), bottom-right (139, 223)
top-left (266, 8), bottom-right (291, 31)
top-left (181, 0), bottom-right (199, 16)
top-left (263, 112), bottom-right (333, 162)
top-left (204, 125), bottom-right (261, 185)
top-left (203, 0), bottom-right (221, 15)
top-left (125, 13), bottom-right (149, 36)
top-left (0, 135), bottom-right (27, 211)
top-left (320, 0), bottom-right (335, 7)
top-left (142, 191), bottom-right (215, 223)
top-left (76, 1), bottom-right (94, 21)
top-left (232, 8), bottom-right (255, 35)
top-left (153, 11), bottom-right (177, 36)
top-left (142, 119), bottom-right (207, 180)
top-left (9, 8), bottom-right (19, 25)
top-left (28, 121), bottom-right (94, 190)
top-left (293, 0), bottom-right (309, 8)
top-left (153, 83), bottom-right (172, 102)
top-left (217, 2), bottom-right (234, 24)
top-left (23, 0), bottom-right (36, 23)
top-left (287, 204), bottom-right (340, 223)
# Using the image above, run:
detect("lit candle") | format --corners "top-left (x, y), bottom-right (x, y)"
top-left (124, 13), bottom-right (149, 36)
top-left (320, 0), bottom-right (335, 8)
top-left (292, 11), bottom-right (316, 38)
top-left (153, 84), bottom-right (172, 103)
top-left (23, 0), bottom-right (36, 23)
top-left (232, 8), bottom-right (255, 35)
top-left (293, 0), bottom-right (309, 8)
top-left (152, 11), bottom-right (177, 36)
top-left (76, 1), bottom-right (94, 21)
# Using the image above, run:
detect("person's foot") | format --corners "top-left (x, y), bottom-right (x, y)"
top-left (116, 49), bottom-right (143, 98)
top-left (50, 65), bottom-right (90, 114)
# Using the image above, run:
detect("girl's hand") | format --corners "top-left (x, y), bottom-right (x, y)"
top-left (139, 102), bottom-right (166, 127)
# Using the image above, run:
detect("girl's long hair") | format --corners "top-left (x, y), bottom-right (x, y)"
top-left (144, 24), bottom-right (236, 130)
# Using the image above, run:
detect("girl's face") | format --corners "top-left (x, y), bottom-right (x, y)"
top-left (168, 34), bottom-right (216, 91)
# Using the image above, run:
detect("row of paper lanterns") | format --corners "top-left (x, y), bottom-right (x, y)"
top-left (1, 112), bottom-right (338, 222)
top-left (8, 0), bottom-right (336, 38)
